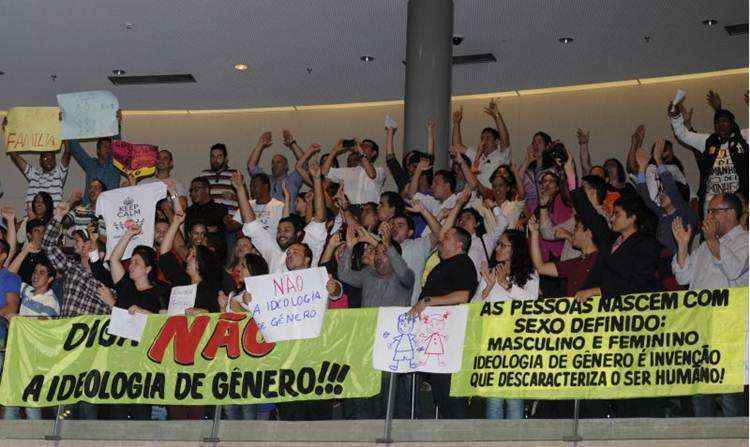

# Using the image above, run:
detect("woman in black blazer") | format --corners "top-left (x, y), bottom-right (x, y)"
top-left (575, 196), bottom-right (660, 301)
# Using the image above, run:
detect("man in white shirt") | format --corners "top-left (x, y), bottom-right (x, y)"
top-left (230, 173), bottom-right (284, 238)
top-left (404, 162), bottom-right (458, 233)
top-left (671, 193), bottom-right (748, 418)
top-left (235, 166), bottom-right (327, 274)
top-left (672, 193), bottom-right (748, 290)
top-left (322, 139), bottom-right (385, 205)
top-left (451, 99), bottom-right (512, 189)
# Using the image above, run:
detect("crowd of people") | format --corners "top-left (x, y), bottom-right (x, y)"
top-left (0, 89), bottom-right (747, 421)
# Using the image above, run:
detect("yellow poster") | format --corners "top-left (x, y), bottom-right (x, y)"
top-left (451, 287), bottom-right (748, 399)
top-left (3, 107), bottom-right (61, 152)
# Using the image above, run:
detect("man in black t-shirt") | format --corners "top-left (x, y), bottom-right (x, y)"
top-left (409, 226), bottom-right (477, 419)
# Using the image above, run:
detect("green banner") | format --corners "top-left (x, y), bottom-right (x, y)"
top-left (451, 287), bottom-right (748, 399)
top-left (0, 309), bottom-right (381, 407)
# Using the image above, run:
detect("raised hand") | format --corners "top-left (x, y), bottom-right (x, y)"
top-left (282, 130), bottom-right (294, 147)
top-left (706, 90), bottom-right (722, 111)
top-left (308, 160), bottom-right (321, 178)
top-left (452, 106), bottom-right (463, 124)
top-left (483, 99), bottom-right (499, 120)
top-left (667, 101), bottom-right (680, 118)
top-left (378, 221), bottom-right (392, 244)
top-left (634, 146), bottom-right (650, 173)
top-left (456, 187), bottom-right (471, 205)
top-left (576, 128), bottom-right (590, 145)
top-left (702, 216), bottom-right (718, 243)
top-left (480, 261), bottom-right (497, 287)
top-left (678, 104), bottom-right (694, 129)
top-left (631, 125), bottom-right (645, 148)
top-left (528, 215), bottom-right (540, 233)
top-left (426, 119), bottom-right (436, 132)
top-left (671, 217), bottom-right (691, 247)
top-left (416, 158), bottom-right (432, 172)
top-left (258, 131), bottom-right (273, 149)
top-left (653, 137), bottom-right (666, 164)
top-left (230, 170), bottom-right (245, 189)
top-left (124, 221), bottom-right (142, 236)
top-left (1, 206), bottom-right (16, 223)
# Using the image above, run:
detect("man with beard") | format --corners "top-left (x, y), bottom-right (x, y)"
top-left (236, 162), bottom-right (327, 273)
top-left (199, 142), bottom-right (239, 213)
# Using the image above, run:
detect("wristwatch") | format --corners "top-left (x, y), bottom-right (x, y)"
top-left (420, 297), bottom-right (431, 304)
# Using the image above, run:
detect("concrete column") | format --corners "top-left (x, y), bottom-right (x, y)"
top-left (403, 0), bottom-right (453, 169)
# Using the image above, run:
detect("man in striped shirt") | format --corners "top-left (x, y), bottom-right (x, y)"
top-left (199, 143), bottom-right (239, 213)
top-left (7, 143), bottom-right (71, 206)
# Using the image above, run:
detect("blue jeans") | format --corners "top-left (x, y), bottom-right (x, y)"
top-left (223, 404), bottom-right (258, 420)
top-left (486, 398), bottom-right (524, 420)
top-left (4, 407), bottom-right (42, 420)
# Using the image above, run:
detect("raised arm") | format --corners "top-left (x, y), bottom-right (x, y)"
top-left (576, 128), bottom-right (592, 176)
top-left (355, 139), bottom-right (377, 180)
top-left (8, 153), bottom-right (28, 175)
top-left (403, 158), bottom-right (431, 199)
top-left (160, 209), bottom-right (185, 255)
top-left (231, 170), bottom-right (255, 224)
top-left (247, 131), bottom-right (272, 173)
top-left (309, 162), bottom-right (325, 223)
top-left (1, 207), bottom-right (17, 267)
top-left (110, 224), bottom-right (141, 284)
top-left (528, 216), bottom-right (558, 277)
top-left (451, 106), bottom-right (466, 150)
top-left (668, 101), bottom-right (710, 151)
top-left (484, 99), bottom-right (510, 149)
top-left (426, 119), bottom-right (436, 159)
top-left (60, 140), bottom-right (71, 168)
top-left (381, 223), bottom-right (415, 289)
top-left (295, 143), bottom-right (322, 187)
top-left (282, 129), bottom-right (305, 160)
top-left (406, 198), bottom-right (441, 242)
top-left (626, 125), bottom-right (645, 175)
top-left (322, 140), bottom-right (345, 176)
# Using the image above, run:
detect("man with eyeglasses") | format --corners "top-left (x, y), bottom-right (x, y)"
top-left (671, 192), bottom-right (748, 418)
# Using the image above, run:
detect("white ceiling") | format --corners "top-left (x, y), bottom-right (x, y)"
top-left (0, 0), bottom-right (747, 110)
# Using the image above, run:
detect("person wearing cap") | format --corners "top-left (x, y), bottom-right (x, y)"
top-left (668, 96), bottom-right (748, 216)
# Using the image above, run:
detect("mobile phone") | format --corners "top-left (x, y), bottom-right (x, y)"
top-left (342, 139), bottom-right (356, 148)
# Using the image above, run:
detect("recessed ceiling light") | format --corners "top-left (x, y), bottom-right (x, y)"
top-left (360, 55), bottom-right (374, 62)
top-left (125, 22), bottom-right (134, 30)
top-left (0, 70), bottom-right (4, 76)
top-left (702, 19), bottom-right (718, 27)
top-left (234, 63), bottom-right (248, 71)
top-left (112, 69), bottom-right (126, 76)
top-left (557, 37), bottom-right (574, 44)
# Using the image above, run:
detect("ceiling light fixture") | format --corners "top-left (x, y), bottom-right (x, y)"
top-left (234, 64), bottom-right (248, 71)
top-left (125, 22), bottom-right (134, 30)
top-left (702, 19), bottom-right (718, 27)
top-left (0, 70), bottom-right (4, 76)
top-left (557, 37), bottom-right (574, 44)
top-left (112, 69), bottom-right (126, 76)
top-left (360, 55), bottom-right (374, 62)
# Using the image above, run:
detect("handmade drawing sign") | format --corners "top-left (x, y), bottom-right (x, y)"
top-left (112, 140), bottom-right (159, 179)
top-left (3, 107), bottom-right (61, 152)
top-left (243, 267), bottom-right (329, 342)
top-left (95, 182), bottom-right (167, 260)
top-left (57, 90), bottom-right (119, 139)
top-left (372, 306), bottom-right (469, 373)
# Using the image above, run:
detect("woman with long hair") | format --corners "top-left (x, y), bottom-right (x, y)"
top-left (478, 229), bottom-right (538, 420)
top-left (159, 210), bottom-right (222, 421)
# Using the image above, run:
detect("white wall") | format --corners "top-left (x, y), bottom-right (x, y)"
top-left (1, 72), bottom-right (747, 210)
